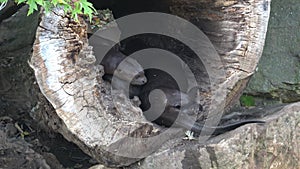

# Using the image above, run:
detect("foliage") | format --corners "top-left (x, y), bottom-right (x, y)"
top-left (0, 0), bottom-right (97, 21)
top-left (240, 94), bottom-right (256, 107)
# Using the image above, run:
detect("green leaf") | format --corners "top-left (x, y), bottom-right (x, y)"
top-left (74, 1), bottom-right (82, 11)
top-left (51, 0), bottom-right (58, 6)
top-left (43, 1), bottom-right (53, 13)
top-left (26, 0), bottom-right (38, 16)
top-left (240, 95), bottom-right (255, 107)
top-left (79, 0), bottom-right (96, 22)
top-left (23, 131), bottom-right (30, 136)
top-left (34, 0), bottom-right (43, 6)
top-left (83, 1), bottom-right (96, 13)
top-left (13, 0), bottom-right (96, 21)
top-left (61, 3), bottom-right (72, 13)
top-left (16, 0), bottom-right (26, 5)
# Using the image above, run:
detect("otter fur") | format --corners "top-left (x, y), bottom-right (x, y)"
top-left (137, 68), bottom-right (264, 135)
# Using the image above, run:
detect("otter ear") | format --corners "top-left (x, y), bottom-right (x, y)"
top-left (187, 86), bottom-right (201, 104)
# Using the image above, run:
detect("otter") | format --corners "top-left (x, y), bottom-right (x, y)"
top-left (140, 86), bottom-right (264, 136)
top-left (141, 87), bottom-right (201, 127)
top-left (191, 120), bottom-right (265, 135)
top-left (101, 48), bottom-right (147, 85)
top-left (89, 33), bottom-right (147, 85)
top-left (102, 61), bottom-right (264, 135)
top-left (90, 35), bottom-right (264, 134)
top-left (137, 68), bottom-right (264, 136)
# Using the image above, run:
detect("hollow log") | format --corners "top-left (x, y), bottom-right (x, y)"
top-left (30, 0), bottom-right (272, 167)
top-left (169, 0), bottom-right (271, 109)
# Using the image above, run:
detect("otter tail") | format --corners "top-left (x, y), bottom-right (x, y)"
top-left (191, 120), bottom-right (265, 136)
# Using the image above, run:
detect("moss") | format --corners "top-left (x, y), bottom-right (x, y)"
top-left (239, 95), bottom-right (255, 107)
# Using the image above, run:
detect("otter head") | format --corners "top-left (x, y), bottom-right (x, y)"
top-left (142, 87), bottom-right (202, 128)
top-left (100, 47), bottom-right (147, 85)
top-left (114, 56), bottom-right (147, 85)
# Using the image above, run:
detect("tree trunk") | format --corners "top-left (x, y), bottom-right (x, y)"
top-left (28, 0), bottom-right (272, 168)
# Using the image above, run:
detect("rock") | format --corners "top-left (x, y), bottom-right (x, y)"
top-left (131, 102), bottom-right (300, 169)
top-left (245, 0), bottom-right (300, 103)
top-left (0, 5), bottom-right (39, 118)
top-left (0, 117), bottom-right (52, 169)
top-left (89, 164), bottom-right (116, 169)
top-left (0, 5), bottom-right (39, 52)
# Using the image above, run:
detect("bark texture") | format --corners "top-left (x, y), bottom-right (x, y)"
top-left (31, 8), bottom-right (185, 167)
top-left (30, 0), bottom-right (273, 167)
top-left (170, 0), bottom-right (271, 109)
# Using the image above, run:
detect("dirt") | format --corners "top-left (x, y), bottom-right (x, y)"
top-left (0, 109), bottom-right (95, 169)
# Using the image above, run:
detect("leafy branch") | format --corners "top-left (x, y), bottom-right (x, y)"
top-left (0, 0), bottom-right (97, 21)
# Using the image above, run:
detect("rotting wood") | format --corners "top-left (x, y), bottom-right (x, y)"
top-left (31, 8), bottom-right (185, 167)
top-left (30, 0), bottom-right (271, 167)
top-left (170, 0), bottom-right (271, 110)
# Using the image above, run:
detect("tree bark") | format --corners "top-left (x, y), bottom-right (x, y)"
top-left (169, 0), bottom-right (271, 110)
top-left (29, 0), bottom-right (272, 167)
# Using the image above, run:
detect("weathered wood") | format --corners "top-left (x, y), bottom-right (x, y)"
top-left (30, 0), bottom-right (272, 167)
top-left (170, 0), bottom-right (271, 110)
top-left (30, 8), bottom-right (184, 167)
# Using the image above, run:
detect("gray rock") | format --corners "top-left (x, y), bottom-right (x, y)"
top-left (245, 0), bottom-right (300, 102)
top-left (0, 5), bottom-right (39, 52)
top-left (128, 102), bottom-right (300, 169)
top-left (0, 5), bottom-right (39, 117)
top-left (0, 117), bottom-right (52, 169)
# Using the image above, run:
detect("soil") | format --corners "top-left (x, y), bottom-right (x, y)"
top-left (0, 109), bottom-right (95, 169)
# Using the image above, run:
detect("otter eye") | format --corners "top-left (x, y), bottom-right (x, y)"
top-left (174, 104), bottom-right (181, 109)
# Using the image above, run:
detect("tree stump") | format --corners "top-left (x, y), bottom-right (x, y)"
top-left (30, 0), bottom-right (272, 167)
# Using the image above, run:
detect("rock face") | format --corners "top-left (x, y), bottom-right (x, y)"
top-left (128, 102), bottom-right (300, 169)
top-left (0, 5), bottom-right (39, 117)
top-left (0, 117), bottom-right (52, 169)
top-left (245, 0), bottom-right (300, 103)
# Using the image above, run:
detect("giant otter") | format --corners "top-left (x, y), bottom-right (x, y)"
top-left (101, 47), bottom-right (147, 85)
top-left (91, 34), bottom-right (264, 135)
top-left (100, 55), bottom-right (264, 135)
top-left (136, 68), bottom-right (264, 135)
top-left (89, 33), bottom-right (147, 85)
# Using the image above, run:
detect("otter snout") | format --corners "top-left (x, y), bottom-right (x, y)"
top-left (131, 72), bottom-right (147, 85)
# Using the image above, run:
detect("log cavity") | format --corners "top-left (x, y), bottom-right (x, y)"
top-left (89, 0), bottom-right (171, 18)
top-left (88, 0), bottom-right (213, 115)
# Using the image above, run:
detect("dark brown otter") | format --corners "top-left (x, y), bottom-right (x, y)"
top-left (140, 86), bottom-right (264, 136)
top-left (137, 68), bottom-right (264, 136)
top-left (101, 48), bottom-right (147, 85)
top-left (192, 120), bottom-right (265, 136)
top-left (89, 35), bottom-right (147, 85)
top-left (90, 34), bottom-right (264, 135)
